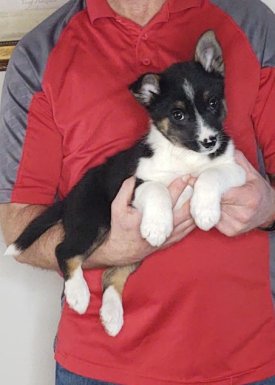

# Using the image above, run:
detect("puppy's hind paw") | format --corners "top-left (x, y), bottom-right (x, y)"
top-left (100, 286), bottom-right (124, 337)
top-left (65, 272), bottom-right (90, 315)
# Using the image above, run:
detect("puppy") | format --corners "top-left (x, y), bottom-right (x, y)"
top-left (5, 31), bottom-right (246, 337)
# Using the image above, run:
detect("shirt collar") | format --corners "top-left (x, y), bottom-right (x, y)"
top-left (168, 0), bottom-right (203, 13)
top-left (87, 0), bottom-right (203, 24)
top-left (87, 0), bottom-right (116, 24)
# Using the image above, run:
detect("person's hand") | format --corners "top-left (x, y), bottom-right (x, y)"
top-left (102, 176), bottom-right (195, 266)
top-left (216, 150), bottom-right (275, 236)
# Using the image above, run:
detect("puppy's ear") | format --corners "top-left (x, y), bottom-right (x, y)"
top-left (195, 30), bottom-right (224, 76)
top-left (129, 74), bottom-right (160, 106)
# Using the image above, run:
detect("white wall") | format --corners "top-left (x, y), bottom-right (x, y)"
top-left (0, 1), bottom-right (275, 384)
top-left (0, 72), bottom-right (63, 385)
top-left (264, 0), bottom-right (275, 10)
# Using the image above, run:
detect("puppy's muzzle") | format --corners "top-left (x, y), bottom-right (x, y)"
top-left (199, 135), bottom-right (217, 149)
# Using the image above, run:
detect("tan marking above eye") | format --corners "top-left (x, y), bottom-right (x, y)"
top-left (174, 101), bottom-right (186, 109)
top-left (203, 90), bottom-right (210, 101)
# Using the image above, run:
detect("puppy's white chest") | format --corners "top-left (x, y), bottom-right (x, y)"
top-left (136, 144), bottom-right (210, 185)
top-left (135, 126), bottom-right (213, 184)
top-left (136, 152), bottom-right (187, 184)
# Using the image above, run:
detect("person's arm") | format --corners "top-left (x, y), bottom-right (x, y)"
top-left (216, 72), bottom-right (275, 235)
top-left (0, 203), bottom-right (63, 270)
top-left (214, 3), bottom-right (275, 237)
top-left (0, 38), bottom-right (63, 251)
top-left (215, 151), bottom-right (275, 236)
top-left (0, 177), bottom-right (196, 271)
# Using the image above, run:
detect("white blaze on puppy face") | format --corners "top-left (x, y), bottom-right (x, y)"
top-left (195, 112), bottom-right (217, 143)
top-left (183, 79), bottom-right (195, 102)
top-left (182, 79), bottom-right (218, 148)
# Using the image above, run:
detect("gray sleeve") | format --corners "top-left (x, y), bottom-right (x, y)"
top-left (211, 0), bottom-right (275, 67)
top-left (0, 0), bottom-right (85, 203)
top-left (0, 45), bottom-right (39, 203)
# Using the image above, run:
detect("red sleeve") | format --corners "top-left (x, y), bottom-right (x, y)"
top-left (11, 91), bottom-right (63, 205)
top-left (252, 67), bottom-right (275, 175)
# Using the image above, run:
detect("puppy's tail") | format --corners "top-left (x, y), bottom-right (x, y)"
top-left (4, 200), bottom-right (64, 258)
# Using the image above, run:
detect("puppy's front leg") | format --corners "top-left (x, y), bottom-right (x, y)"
top-left (133, 181), bottom-right (173, 247)
top-left (191, 163), bottom-right (245, 231)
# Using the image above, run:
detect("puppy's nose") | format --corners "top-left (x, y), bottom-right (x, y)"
top-left (200, 135), bottom-right (217, 149)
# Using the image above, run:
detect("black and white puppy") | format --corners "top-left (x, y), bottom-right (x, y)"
top-left (5, 31), bottom-right (246, 336)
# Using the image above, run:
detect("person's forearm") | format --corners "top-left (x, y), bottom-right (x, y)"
top-left (15, 223), bottom-right (63, 270)
top-left (0, 203), bottom-right (46, 245)
top-left (0, 177), bottom-right (192, 271)
top-left (1, 203), bottom-right (61, 270)
top-left (0, 203), bottom-right (110, 271)
top-left (18, 223), bottom-right (110, 270)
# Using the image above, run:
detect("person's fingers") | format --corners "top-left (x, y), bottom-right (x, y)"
top-left (220, 179), bottom-right (260, 207)
top-left (173, 218), bottom-right (195, 234)
top-left (168, 176), bottom-right (190, 206)
top-left (173, 202), bottom-right (193, 227)
top-left (111, 177), bottom-right (136, 214)
top-left (234, 150), bottom-right (256, 176)
top-left (163, 223), bottom-right (196, 248)
top-left (219, 185), bottom-right (247, 205)
top-left (187, 176), bottom-right (197, 187)
top-left (215, 210), bottom-right (245, 236)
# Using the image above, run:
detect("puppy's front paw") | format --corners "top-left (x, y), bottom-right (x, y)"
top-left (140, 210), bottom-right (173, 247)
top-left (191, 191), bottom-right (221, 231)
top-left (65, 274), bottom-right (90, 314)
top-left (100, 286), bottom-right (124, 337)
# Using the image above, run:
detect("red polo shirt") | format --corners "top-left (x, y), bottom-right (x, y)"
top-left (1, 0), bottom-right (275, 384)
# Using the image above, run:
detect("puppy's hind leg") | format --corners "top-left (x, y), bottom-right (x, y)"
top-left (100, 263), bottom-right (139, 336)
top-left (56, 243), bottom-right (90, 315)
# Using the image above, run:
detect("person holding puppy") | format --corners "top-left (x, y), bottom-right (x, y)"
top-left (1, 0), bottom-right (275, 384)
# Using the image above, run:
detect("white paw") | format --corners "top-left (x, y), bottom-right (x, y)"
top-left (191, 192), bottom-right (221, 231)
top-left (4, 244), bottom-right (22, 257)
top-left (140, 210), bottom-right (173, 247)
top-left (65, 268), bottom-right (90, 314)
top-left (100, 286), bottom-right (124, 337)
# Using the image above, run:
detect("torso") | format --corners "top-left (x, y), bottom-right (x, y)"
top-left (15, 1), bottom-right (275, 383)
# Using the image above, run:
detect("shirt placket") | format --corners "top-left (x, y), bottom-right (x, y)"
top-left (113, 7), bottom-right (170, 74)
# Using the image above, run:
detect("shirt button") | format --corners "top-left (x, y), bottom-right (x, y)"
top-left (142, 33), bottom-right (148, 41)
top-left (142, 58), bottom-right (151, 66)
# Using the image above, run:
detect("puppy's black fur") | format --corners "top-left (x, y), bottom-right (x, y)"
top-left (15, 139), bottom-right (154, 278)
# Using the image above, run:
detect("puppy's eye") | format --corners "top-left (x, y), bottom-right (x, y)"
top-left (172, 109), bottom-right (185, 121)
top-left (208, 97), bottom-right (219, 112)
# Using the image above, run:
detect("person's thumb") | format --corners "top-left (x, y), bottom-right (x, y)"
top-left (112, 177), bottom-right (136, 211)
top-left (168, 176), bottom-right (190, 207)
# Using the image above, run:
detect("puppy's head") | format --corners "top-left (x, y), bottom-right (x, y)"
top-left (130, 31), bottom-right (228, 155)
